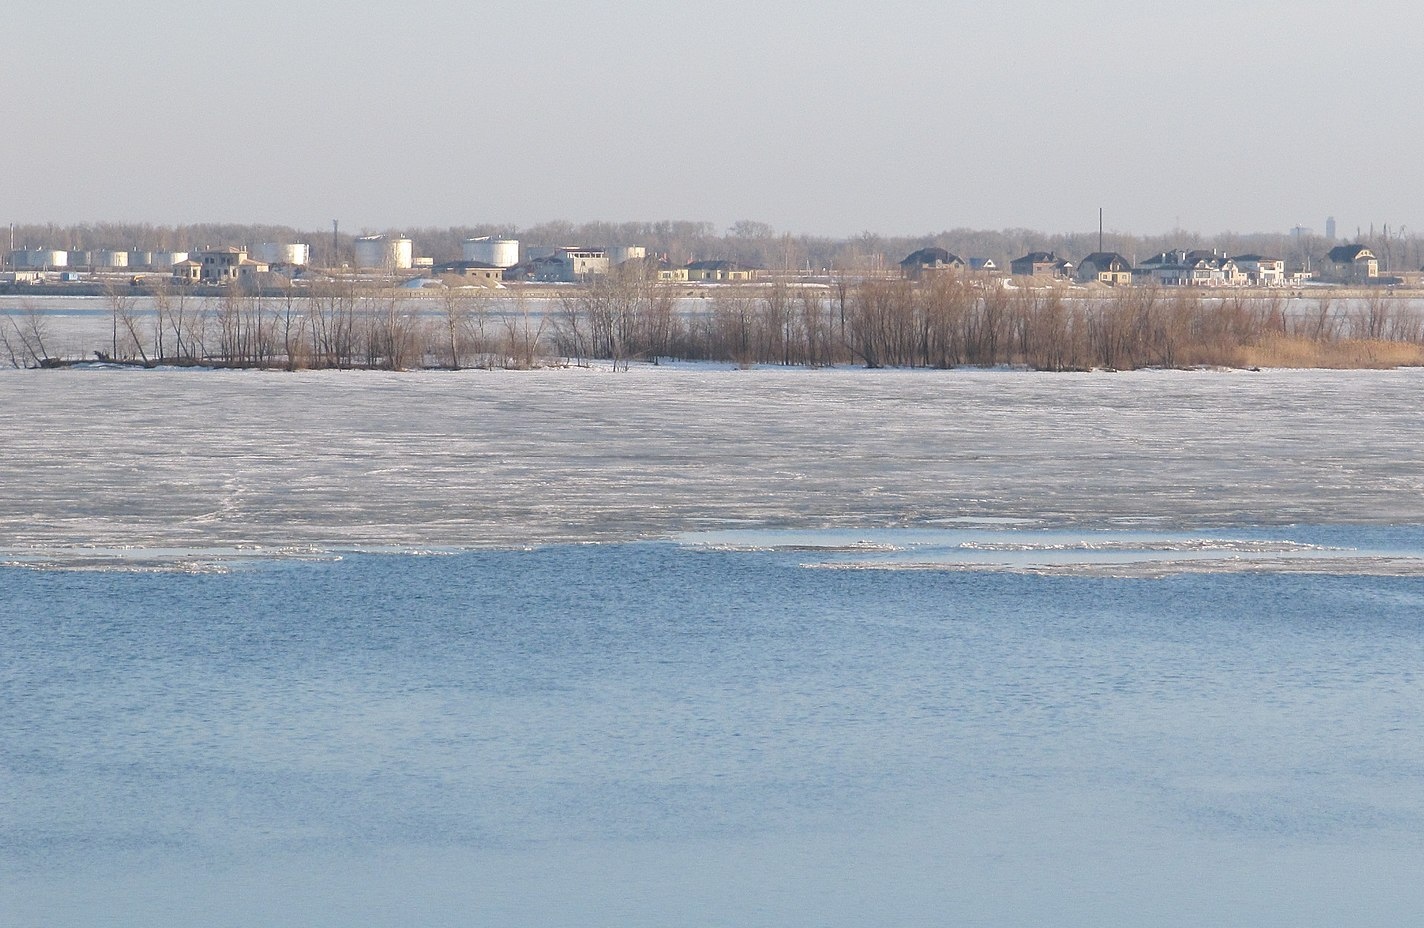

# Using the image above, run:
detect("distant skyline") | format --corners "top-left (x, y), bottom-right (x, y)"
top-left (3, 0), bottom-right (1418, 239)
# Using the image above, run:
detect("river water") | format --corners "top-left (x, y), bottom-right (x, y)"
top-left (4, 367), bottom-right (1424, 926)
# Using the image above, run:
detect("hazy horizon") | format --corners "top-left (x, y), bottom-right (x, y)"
top-left (4, 0), bottom-right (1417, 240)
top-left (0, 215), bottom-right (1386, 245)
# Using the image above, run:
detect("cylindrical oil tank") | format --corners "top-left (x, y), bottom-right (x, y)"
top-left (391, 237), bottom-right (413, 269)
top-left (151, 251), bottom-right (189, 268)
top-left (353, 236), bottom-right (383, 268)
top-left (68, 250), bottom-right (92, 267)
top-left (129, 251), bottom-right (154, 268)
top-left (353, 235), bottom-right (414, 270)
top-left (462, 237), bottom-right (520, 268)
top-left (9, 249), bottom-right (69, 269)
top-left (253, 242), bottom-right (311, 266)
top-left (608, 245), bottom-right (646, 265)
top-left (92, 250), bottom-right (129, 268)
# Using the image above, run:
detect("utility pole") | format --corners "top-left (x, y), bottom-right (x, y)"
top-left (1098, 208), bottom-right (1104, 253)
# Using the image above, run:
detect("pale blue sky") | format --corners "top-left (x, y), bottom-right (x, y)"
top-left (3, 0), bottom-right (1417, 237)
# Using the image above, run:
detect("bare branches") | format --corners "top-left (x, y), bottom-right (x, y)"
top-left (13, 279), bottom-right (1424, 373)
top-left (1, 303), bottom-right (54, 368)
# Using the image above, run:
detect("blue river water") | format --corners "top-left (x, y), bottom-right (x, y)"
top-left (4, 534), bottom-right (1424, 926)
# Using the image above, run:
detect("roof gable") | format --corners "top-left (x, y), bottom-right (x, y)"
top-left (1080, 252), bottom-right (1129, 271)
top-left (1328, 244), bottom-right (1374, 263)
top-left (900, 247), bottom-right (962, 267)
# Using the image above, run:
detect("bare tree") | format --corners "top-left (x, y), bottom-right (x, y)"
top-left (308, 278), bottom-right (359, 368)
top-left (644, 280), bottom-right (678, 361)
top-left (502, 287), bottom-right (548, 369)
top-left (147, 277), bottom-right (171, 361)
top-left (104, 280), bottom-right (151, 365)
top-left (369, 289), bottom-right (421, 370)
top-left (437, 285), bottom-right (485, 370)
top-left (1, 302), bottom-right (54, 368)
top-left (553, 291), bottom-right (590, 366)
top-left (153, 278), bottom-right (202, 362)
top-left (273, 276), bottom-right (309, 370)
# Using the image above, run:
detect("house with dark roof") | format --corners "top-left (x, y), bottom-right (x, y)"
top-left (900, 247), bottom-right (965, 281)
top-left (1325, 244), bottom-right (1378, 283)
top-left (1184, 250), bottom-right (1241, 286)
top-left (655, 257), bottom-right (690, 282)
top-left (1134, 251), bottom-right (1189, 286)
top-left (1135, 250), bottom-right (1245, 287)
top-left (1075, 252), bottom-right (1133, 286)
top-left (1010, 251), bottom-right (1073, 279)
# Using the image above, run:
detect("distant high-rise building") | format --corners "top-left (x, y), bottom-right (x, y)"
top-left (1326, 216), bottom-right (1337, 241)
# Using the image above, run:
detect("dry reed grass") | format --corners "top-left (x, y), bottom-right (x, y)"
top-left (1235, 336), bottom-right (1424, 369)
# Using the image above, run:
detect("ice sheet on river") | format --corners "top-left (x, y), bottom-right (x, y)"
top-left (3, 365), bottom-right (1424, 565)
top-left (678, 526), bottom-right (1424, 577)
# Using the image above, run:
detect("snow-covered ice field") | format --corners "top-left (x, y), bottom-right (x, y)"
top-left (3, 364), bottom-right (1424, 567)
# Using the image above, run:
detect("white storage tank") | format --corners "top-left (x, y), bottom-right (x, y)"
top-left (129, 251), bottom-right (154, 268)
top-left (389, 237), bottom-right (413, 270)
top-left (93, 250), bottom-right (129, 268)
top-left (9, 249), bottom-right (68, 269)
top-left (608, 245), bottom-right (647, 265)
top-left (151, 251), bottom-right (189, 268)
top-left (462, 237), bottom-right (520, 268)
top-left (354, 235), bottom-right (413, 270)
top-left (253, 242), bottom-right (311, 266)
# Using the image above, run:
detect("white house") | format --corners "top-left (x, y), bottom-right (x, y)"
top-left (1232, 255), bottom-right (1286, 286)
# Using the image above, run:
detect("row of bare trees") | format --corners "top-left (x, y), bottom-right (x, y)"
top-left (2, 281), bottom-right (555, 371)
top-left (7, 272), bottom-right (1424, 371)
top-left (545, 273), bottom-right (1424, 371)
